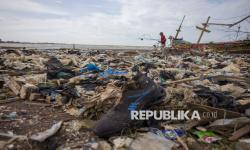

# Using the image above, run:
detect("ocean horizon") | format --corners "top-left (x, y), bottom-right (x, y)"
top-left (0, 42), bottom-right (152, 50)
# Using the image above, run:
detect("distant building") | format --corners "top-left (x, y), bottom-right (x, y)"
top-left (0, 38), bottom-right (2, 43)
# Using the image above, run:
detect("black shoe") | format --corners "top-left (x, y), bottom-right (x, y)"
top-left (93, 73), bottom-right (166, 137)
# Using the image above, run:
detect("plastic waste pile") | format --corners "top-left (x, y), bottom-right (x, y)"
top-left (0, 48), bottom-right (249, 150)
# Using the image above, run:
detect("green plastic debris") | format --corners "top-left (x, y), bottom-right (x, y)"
top-left (192, 130), bottom-right (222, 143)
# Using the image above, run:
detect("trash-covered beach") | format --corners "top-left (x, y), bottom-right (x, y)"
top-left (0, 47), bottom-right (249, 150)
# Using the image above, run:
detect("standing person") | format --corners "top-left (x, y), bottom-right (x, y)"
top-left (168, 35), bottom-right (174, 48)
top-left (159, 32), bottom-right (167, 60)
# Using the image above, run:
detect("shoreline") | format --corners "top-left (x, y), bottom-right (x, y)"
top-left (0, 42), bottom-right (152, 50)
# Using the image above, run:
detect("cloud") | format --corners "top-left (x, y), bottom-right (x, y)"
top-left (0, 0), bottom-right (68, 15)
top-left (55, 0), bottom-right (63, 4)
top-left (0, 0), bottom-right (249, 45)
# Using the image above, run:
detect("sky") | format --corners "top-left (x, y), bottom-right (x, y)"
top-left (0, 0), bottom-right (249, 46)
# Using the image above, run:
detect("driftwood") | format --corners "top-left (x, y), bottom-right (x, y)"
top-left (187, 103), bottom-right (243, 119)
top-left (0, 121), bottom-right (63, 143)
top-left (165, 75), bottom-right (249, 85)
top-left (3, 76), bottom-right (21, 95)
top-left (0, 97), bottom-right (19, 104)
top-left (30, 121), bottom-right (63, 142)
top-left (0, 132), bottom-right (27, 139)
top-left (229, 125), bottom-right (250, 141)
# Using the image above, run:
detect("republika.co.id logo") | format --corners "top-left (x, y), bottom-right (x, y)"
top-left (130, 110), bottom-right (217, 121)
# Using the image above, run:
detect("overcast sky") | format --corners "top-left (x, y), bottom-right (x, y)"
top-left (0, 0), bottom-right (249, 46)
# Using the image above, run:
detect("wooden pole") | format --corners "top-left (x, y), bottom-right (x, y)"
top-left (236, 25), bottom-right (240, 40)
top-left (196, 16), bottom-right (211, 44)
top-left (206, 15), bottom-right (250, 27)
top-left (175, 15), bottom-right (186, 39)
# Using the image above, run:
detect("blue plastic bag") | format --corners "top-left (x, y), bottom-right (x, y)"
top-left (99, 68), bottom-right (128, 78)
top-left (80, 63), bottom-right (99, 73)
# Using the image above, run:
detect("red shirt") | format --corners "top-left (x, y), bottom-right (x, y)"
top-left (160, 34), bottom-right (166, 44)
